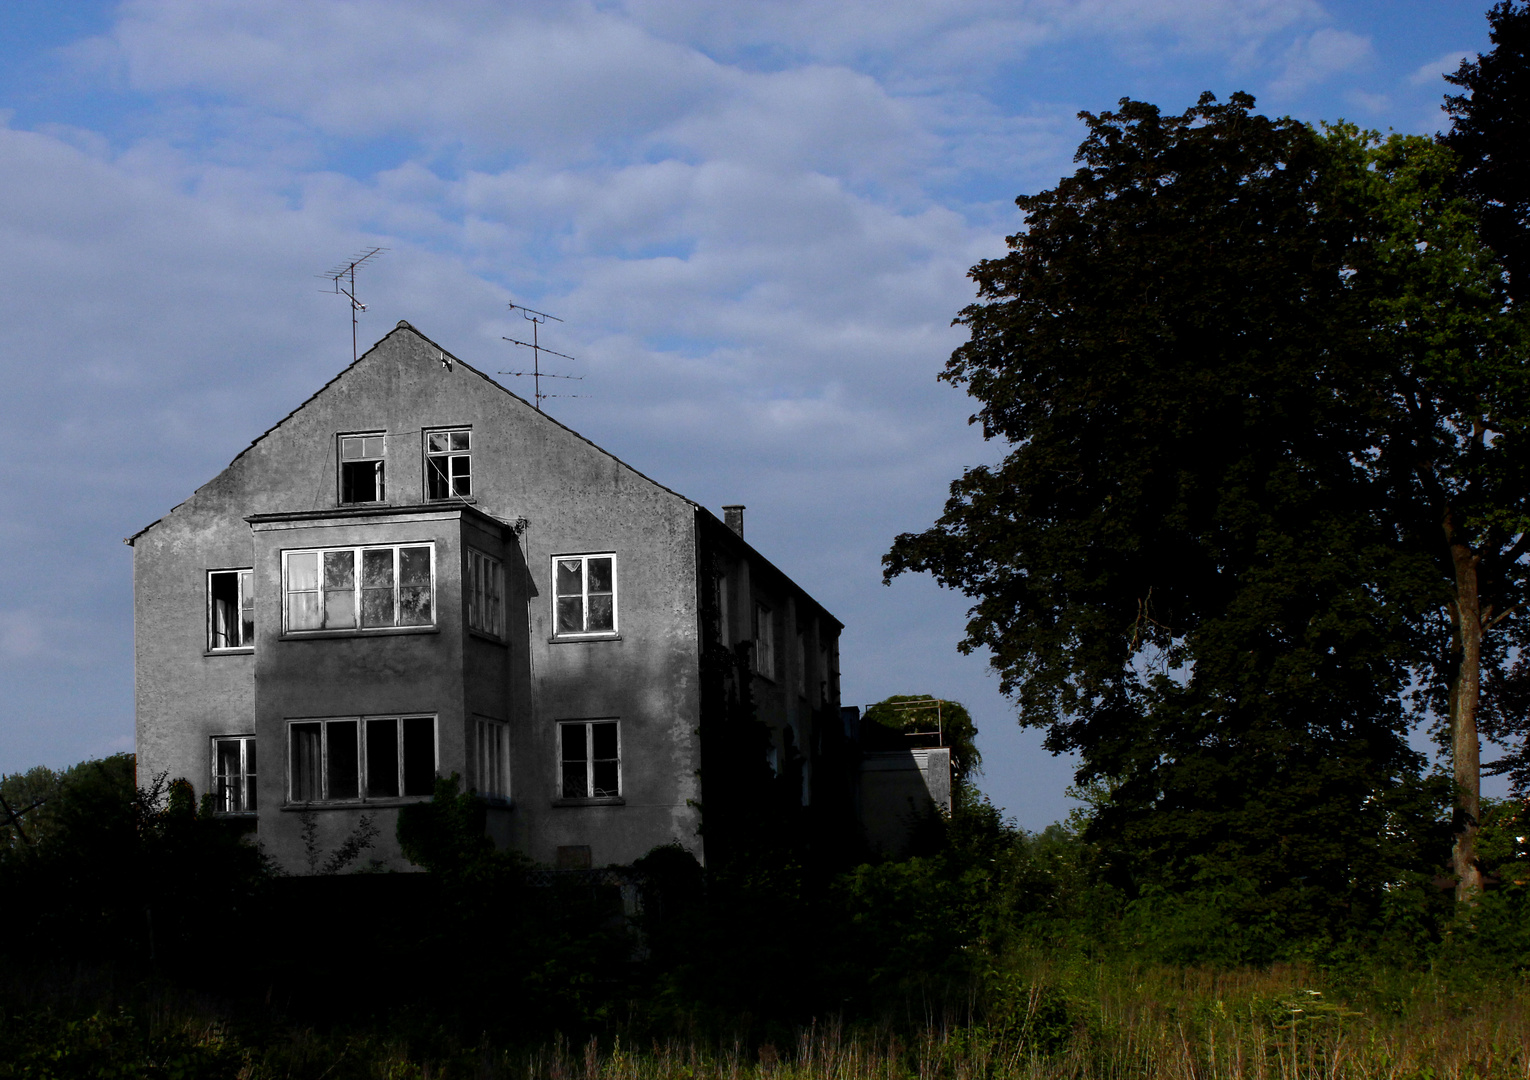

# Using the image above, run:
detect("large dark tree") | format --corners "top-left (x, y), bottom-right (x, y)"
top-left (887, 92), bottom-right (1527, 918)
top-left (1445, 2), bottom-right (1530, 810)
top-left (1444, 1), bottom-right (1530, 304)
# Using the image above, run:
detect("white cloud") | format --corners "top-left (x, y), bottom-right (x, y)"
top-left (1410, 50), bottom-right (1468, 87)
top-left (3, 0), bottom-right (1380, 822)
top-left (1269, 27), bottom-right (1374, 96)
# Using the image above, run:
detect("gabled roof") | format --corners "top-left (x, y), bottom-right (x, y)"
top-left (126, 321), bottom-right (697, 545)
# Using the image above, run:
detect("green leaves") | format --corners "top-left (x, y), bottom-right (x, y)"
top-left (886, 92), bottom-right (1521, 931)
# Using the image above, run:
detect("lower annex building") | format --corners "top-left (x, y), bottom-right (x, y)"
top-left (128, 322), bottom-right (845, 873)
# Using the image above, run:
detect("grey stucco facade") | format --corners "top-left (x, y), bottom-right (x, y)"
top-left (129, 322), bottom-right (843, 873)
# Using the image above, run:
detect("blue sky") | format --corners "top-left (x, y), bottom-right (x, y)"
top-left (0, 0), bottom-right (1502, 829)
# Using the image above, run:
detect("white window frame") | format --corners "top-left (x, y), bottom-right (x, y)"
top-left (425, 428), bottom-right (472, 500)
top-left (475, 716), bottom-right (510, 801)
top-left (466, 548), bottom-right (505, 639)
top-left (281, 542), bottom-right (436, 634)
top-left (211, 735), bottom-right (256, 814)
top-left (551, 553), bottom-right (618, 638)
top-left (285, 714), bottom-right (438, 804)
top-left (754, 603), bottom-right (776, 679)
top-left (207, 568), bottom-right (254, 651)
top-left (338, 432), bottom-right (387, 505)
top-left (557, 719), bottom-right (621, 800)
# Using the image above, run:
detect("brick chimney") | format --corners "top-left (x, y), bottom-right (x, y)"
top-left (722, 505), bottom-right (745, 538)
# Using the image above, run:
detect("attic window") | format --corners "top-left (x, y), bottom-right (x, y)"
top-left (426, 429), bottom-right (471, 500)
top-left (339, 433), bottom-right (385, 504)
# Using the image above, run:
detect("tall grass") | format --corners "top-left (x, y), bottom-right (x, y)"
top-left (7, 962), bottom-right (1526, 1079)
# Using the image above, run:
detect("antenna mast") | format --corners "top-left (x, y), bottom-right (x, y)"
top-left (321, 247), bottom-right (387, 362)
top-left (500, 302), bottom-right (583, 412)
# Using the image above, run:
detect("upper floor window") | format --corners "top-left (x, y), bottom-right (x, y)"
top-left (426, 429), bottom-right (471, 500)
top-left (212, 735), bottom-right (256, 813)
top-left (754, 603), bottom-right (776, 679)
top-left (553, 554), bottom-right (616, 637)
top-left (339, 433), bottom-right (385, 504)
top-left (283, 543), bottom-right (434, 633)
top-left (466, 548), bottom-right (504, 638)
top-left (208, 569), bottom-right (254, 651)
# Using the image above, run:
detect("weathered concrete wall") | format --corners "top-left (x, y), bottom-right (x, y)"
top-left (859, 748), bottom-right (952, 857)
top-left (133, 323), bottom-right (707, 870)
top-left (248, 507), bottom-right (510, 872)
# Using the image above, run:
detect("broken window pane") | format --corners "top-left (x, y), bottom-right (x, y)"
top-left (327, 720), bottom-right (359, 800)
top-left (365, 718), bottom-right (399, 798)
top-left (552, 554), bottom-right (617, 635)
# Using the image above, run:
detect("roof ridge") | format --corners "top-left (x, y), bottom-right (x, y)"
top-left (126, 321), bottom-right (697, 545)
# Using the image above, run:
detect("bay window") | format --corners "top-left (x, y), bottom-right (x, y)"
top-left (283, 543), bottom-right (434, 633)
top-left (287, 715), bottom-right (436, 803)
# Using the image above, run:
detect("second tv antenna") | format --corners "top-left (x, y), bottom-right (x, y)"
top-left (321, 247), bottom-right (386, 362)
top-left (500, 302), bottom-right (583, 412)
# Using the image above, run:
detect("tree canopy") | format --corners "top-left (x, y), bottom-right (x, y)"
top-left (1444, 1), bottom-right (1530, 304)
top-left (886, 90), bottom-right (1529, 912)
top-left (862, 693), bottom-right (981, 786)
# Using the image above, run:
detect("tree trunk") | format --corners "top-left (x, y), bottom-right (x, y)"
top-left (1449, 529), bottom-right (1484, 903)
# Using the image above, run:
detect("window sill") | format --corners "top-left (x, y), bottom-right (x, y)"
top-left (426, 496), bottom-right (476, 505)
top-left (335, 501), bottom-right (391, 509)
top-left (280, 626), bottom-right (439, 641)
top-left (280, 797), bottom-right (433, 810)
top-left (553, 796), bottom-right (625, 808)
top-left (205, 647), bottom-right (254, 657)
top-left (468, 628), bottom-right (508, 646)
top-left (548, 633), bottom-right (622, 644)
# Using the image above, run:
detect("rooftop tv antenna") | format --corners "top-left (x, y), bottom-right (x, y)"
top-left (500, 302), bottom-right (583, 412)
top-left (321, 247), bottom-right (387, 363)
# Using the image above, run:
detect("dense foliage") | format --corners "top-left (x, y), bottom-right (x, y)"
top-left (885, 88), bottom-right (1529, 908)
top-left (3, 754), bottom-right (1530, 1077)
top-left (1445, 1), bottom-right (1530, 304)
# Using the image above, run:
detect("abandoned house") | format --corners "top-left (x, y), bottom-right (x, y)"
top-left (128, 322), bottom-right (847, 873)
